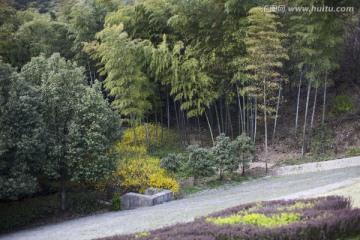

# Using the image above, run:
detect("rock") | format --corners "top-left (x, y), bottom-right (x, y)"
top-left (121, 189), bottom-right (174, 210)
top-left (144, 187), bottom-right (162, 196)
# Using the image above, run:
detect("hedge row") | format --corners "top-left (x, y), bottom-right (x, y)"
top-left (102, 196), bottom-right (360, 240)
top-left (0, 191), bottom-right (104, 233)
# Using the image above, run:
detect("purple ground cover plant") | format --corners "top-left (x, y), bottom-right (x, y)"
top-left (100, 196), bottom-right (360, 240)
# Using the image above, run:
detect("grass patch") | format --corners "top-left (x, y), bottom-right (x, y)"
top-left (179, 173), bottom-right (260, 197)
top-left (347, 148), bottom-right (360, 157)
top-left (180, 185), bottom-right (203, 196)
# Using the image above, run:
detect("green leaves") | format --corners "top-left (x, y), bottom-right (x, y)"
top-left (230, 133), bottom-right (256, 174)
top-left (0, 58), bottom-right (45, 200)
top-left (185, 145), bottom-right (214, 184)
top-left (243, 7), bottom-right (288, 114)
top-left (211, 133), bottom-right (238, 179)
top-left (87, 23), bottom-right (154, 123)
top-left (0, 54), bottom-right (121, 200)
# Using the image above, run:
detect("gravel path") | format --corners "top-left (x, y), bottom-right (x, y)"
top-left (1, 164), bottom-right (360, 240)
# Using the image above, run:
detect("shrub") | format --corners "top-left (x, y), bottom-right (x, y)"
top-left (310, 126), bottom-right (334, 155)
top-left (0, 194), bottom-right (59, 233)
top-left (120, 123), bottom-right (175, 150)
top-left (108, 124), bottom-right (180, 195)
top-left (0, 190), bottom-right (105, 233)
top-left (160, 153), bottom-right (181, 174)
top-left (66, 191), bottom-right (104, 214)
top-left (211, 134), bottom-right (238, 180)
top-left (106, 196), bottom-right (360, 240)
top-left (113, 156), bottom-right (179, 194)
top-left (206, 212), bottom-right (302, 227)
top-left (111, 193), bottom-right (121, 211)
top-left (334, 95), bottom-right (355, 113)
top-left (230, 133), bottom-right (256, 175)
top-left (185, 145), bottom-right (214, 185)
top-left (347, 148), bottom-right (360, 157)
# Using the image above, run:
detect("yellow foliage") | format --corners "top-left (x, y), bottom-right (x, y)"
top-left (117, 143), bottom-right (148, 159)
top-left (114, 156), bottom-right (179, 194)
top-left (121, 123), bottom-right (174, 149)
top-left (206, 212), bottom-right (302, 227)
top-left (277, 201), bottom-right (318, 211)
top-left (135, 232), bottom-right (149, 238)
top-left (101, 124), bottom-right (179, 194)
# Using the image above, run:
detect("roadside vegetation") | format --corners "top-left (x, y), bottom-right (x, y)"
top-left (101, 196), bottom-right (360, 240)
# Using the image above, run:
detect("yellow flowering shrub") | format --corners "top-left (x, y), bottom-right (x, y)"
top-left (116, 143), bottom-right (148, 159)
top-left (100, 124), bottom-right (179, 194)
top-left (121, 123), bottom-right (174, 149)
top-left (113, 156), bottom-right (179, 194)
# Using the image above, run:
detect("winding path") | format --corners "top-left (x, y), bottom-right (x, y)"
top-left (1, 163), bottom-right (360, 240)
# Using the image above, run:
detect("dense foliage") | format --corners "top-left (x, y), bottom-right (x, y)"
top-left (0, 54), bottom-right (121, 207)
top-left (1, 0), bottom-right (360, 229)
top-left (0, 191), bottom-right (105, 233)
top-left (103, 196), bottom-right (360, 240)
top-left (103, 125), bottom-right (180, 194)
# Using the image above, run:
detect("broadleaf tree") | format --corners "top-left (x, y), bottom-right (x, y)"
top-left (6, 53), bottom-right (122, 209)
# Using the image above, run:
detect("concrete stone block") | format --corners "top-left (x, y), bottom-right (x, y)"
top-left (121, 189), bottom-right (174, 210)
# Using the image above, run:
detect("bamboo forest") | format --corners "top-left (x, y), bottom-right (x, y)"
top-left (1, 0), bottom-right (360, 239)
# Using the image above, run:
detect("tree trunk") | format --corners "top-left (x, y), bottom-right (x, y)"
top-left (253, 99), bottom-right (257, 144)
top-left (236, 83), bottom-right (244, 135)
top-left (272, 80), bottom-right (282, 145)
top-left (144, 123), bottom-right (150, 147)
top-left (263, 78), bottom-right (268, 173)
top-left (295, 71), bottom-right (303, 129)
top-left (310, 86), bottom-right (318, 129)
top-left (154, 108), bottom-right (158, 140)
top-left (197, 116), bottom-right (202, 145)
top-left (214, 103), bottom-right (221, 135)
top-left (205, 111), bottom-right (215, 146)
top-left (242, 153), bottom-right (245, 176)
top-left (322, 76), bottom-right (327, 125)
top-left (226, 104), bottom-right (234, 139)
top-left (249, 102), bottom-right (253, 141)
top-left (166, 92), bottom-right (170, 129)
top-left (160, 108), bottom-right (164, 141)
top-left (60, 175), bottom-right (66, 211)
top-left (301, 75), bottom-right (312, 156)
top-left (173, 99), bottom-right (180, 132)
top-left (131, 116), bottom-right (137, 146)
top-left (219, 99), bottom-right (225, 134)
top-left (224, 101), bottom-right (229, 136)
top-left (87, 60), bottom-right (93, 83)
top-left (243, 95), bottom-right (246, 134)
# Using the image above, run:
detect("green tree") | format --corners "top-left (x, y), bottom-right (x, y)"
top-left (243, 7), bottom-right (288, 173)
top-left (0, 59), bottom-right (45, 200)
top-left (18, 53), bottom-right (121, 210)
top-left (185, 145), bottom-right (214, 185)
top-left (211, 133), bottom-right (237, 180)
top-left (161, 153), bottom-right (181, 174)
top-left (86, 23), bottom-right (155, 127)
top-left (289, 0), bottom-right (352, 155)
top-left (230, 133), bottom-right (256, 176)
